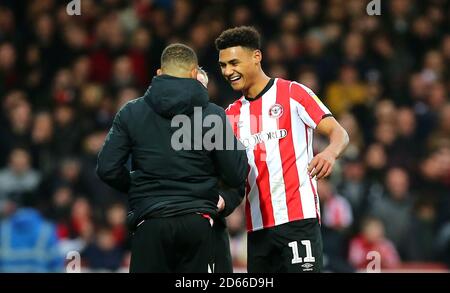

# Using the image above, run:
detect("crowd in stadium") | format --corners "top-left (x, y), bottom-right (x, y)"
top-left (0, 0), bottom-right (449, 272)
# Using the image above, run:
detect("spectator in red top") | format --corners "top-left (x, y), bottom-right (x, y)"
top-left (348, 216), bottom-right (401, 271)
top-left (319, 179), bottom-right (353, 231)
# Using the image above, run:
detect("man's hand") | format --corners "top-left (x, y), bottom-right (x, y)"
top-left (308, 150), bottom-right (336, 180)
top-left (217, 195), bottom-right (225, 212)
top-left (310, 116), bottom-right (349, 180)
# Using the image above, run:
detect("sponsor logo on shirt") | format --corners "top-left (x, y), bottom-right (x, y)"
top-left (240, 129), bottom-right (288, 149)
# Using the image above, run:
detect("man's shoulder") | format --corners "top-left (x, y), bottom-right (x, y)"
top-left (117, 97), bottom-right (146, 116)
top-left (204, 102), bottom-right (226, 117)
top-left (122, 97), bottom-right (145, 110)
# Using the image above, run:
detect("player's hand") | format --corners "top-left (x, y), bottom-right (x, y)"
top-left (217, 195), bottom-right (225, 212)
top-left (308, 150), bottom-right (336, 180)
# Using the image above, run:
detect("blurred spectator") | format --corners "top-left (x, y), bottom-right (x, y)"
top-left (428, 103), bottom-right (450, 151)
top-left (388, 107), bottom-right (419, 172)
top-left (51, 158), bottom-right (84, 195)
top-left (319, 179), bottom-right (355, 273)
top-left (0, 204), bottom-right (63, 272)
top-left (53, 105), bottom-right (82, 158)
top-left (348, 216), bottom-right (401, 271)
top-left (418, 147), bottom-right (450, 226)
top-left (369, 167), bottom-right (414, 258)
top-left (128, 27), bottom-right (152, 87)
top-left (337, 157), bottom-right (372, 229)
top-left (320, 180), bottom-right (353, 231)
top-left (325, 65), bottom-right (367, 117)
top-left (364, 143), bottom-right (388, 188)
top-left (30, 111), bottom-right (55, 176)
top-left (70, 197), bottom-right (94, 244)
top-left (47, 185), bottom-right (74, 233)
top-left (109, 56), bottom-right (137, 95)
top-left (105, 203), bottom-right (128, 248)
top-left (404, 199), bottom-right (438, 262)
top-left (0, 148), bottom-right (41, 214)
top-left (296, 68), bottom-right (320, 94)
top-left (0, 98), bottom-right (33, 160)
top-left (81, 226), bottom-right (125, 272)
top-left (371, 33), bottom-right (413, 102)
top-left (338, 112), bottom-right (365, 159)
top-left (0, 42), bottom-right (19, 93)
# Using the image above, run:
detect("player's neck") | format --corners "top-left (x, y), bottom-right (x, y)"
top-left (244, 72), bottom-right (271, 99)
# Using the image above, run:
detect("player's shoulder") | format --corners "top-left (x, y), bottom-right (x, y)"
top-left (282, 80), bottom-right (319, 102)
top-left (272, 78), bottom-right (312, 103)
top-left (224, 96), bottom-right (245, 115)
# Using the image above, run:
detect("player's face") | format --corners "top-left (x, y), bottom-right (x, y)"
top-left (218, 46), bottom-right (259, 92)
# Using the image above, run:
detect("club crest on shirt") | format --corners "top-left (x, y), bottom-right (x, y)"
top-left (269, 103), bottom-right (283, 118)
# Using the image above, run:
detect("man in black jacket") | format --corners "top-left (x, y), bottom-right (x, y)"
top-left (96, 43), bottom-right (247, 273)
top-left (197, 67), bottom-right (241, 273)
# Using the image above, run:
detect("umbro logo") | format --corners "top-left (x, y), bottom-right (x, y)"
top-left (301, 263), bottom-right (314, 271)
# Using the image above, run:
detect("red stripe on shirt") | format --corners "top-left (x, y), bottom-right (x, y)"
top-left (277, 79), bottom-right (304, 221)
top-left (290, 83), bottom-right (326, 126)
top-left (225, 98), bottom-right (243, 139)
top-left (250, 98), bottom-right (275, 228)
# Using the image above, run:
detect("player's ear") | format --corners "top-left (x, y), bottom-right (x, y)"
top-left (253, 50), bottom-right (262, 64)
top-left (156, 68), bottom-right (162, 76)
top-left (190, 67), bottom-right (199, 79)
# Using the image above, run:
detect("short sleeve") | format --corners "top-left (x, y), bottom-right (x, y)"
top-left (290, 82), bottom-right (332, 129)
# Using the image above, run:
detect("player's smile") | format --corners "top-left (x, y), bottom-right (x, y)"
top-left (228, 73), bottom-right (243, 87)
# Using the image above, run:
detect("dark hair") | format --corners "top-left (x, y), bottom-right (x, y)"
top-left (215, 26), bottom-right (261, 51)
top-left (161, 43), bottom-right (198, 69)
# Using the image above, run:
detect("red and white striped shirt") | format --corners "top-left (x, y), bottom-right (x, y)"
top-left (225, 78), bottom-right (332, 232)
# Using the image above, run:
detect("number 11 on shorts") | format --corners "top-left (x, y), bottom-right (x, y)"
top-left (288, 240), bottom-right (316, 264)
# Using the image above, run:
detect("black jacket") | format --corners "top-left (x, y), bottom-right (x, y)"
top-left (96, 75), bottom-right (247, 228)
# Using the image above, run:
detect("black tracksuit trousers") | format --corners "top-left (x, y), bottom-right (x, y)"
top-left (129, 213), bottom-right (214, 273)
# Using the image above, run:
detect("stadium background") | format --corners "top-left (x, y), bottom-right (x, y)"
top-left (0, 0), bottom-right (449, 272)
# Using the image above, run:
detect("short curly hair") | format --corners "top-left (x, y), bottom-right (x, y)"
top-left (215, 26), bottom-right (261, 51)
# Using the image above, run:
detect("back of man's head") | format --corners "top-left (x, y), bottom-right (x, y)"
top-left (159, 43), bottom-right (198, 78)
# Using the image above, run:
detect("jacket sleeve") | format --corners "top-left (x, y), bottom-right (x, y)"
top-left (96, 106), bottom-right (132, 193)
top-left (212, 108), bottom-right (248, 215)
top-left (218, 181), bottom-right (245, 217)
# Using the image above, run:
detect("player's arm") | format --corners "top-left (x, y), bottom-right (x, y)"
top-left (308, 116), bottom-right (349, 180)
top-left (96, 106), bottom-right (132, 193)
top-left (290, 82), bottom-right (349, 180)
